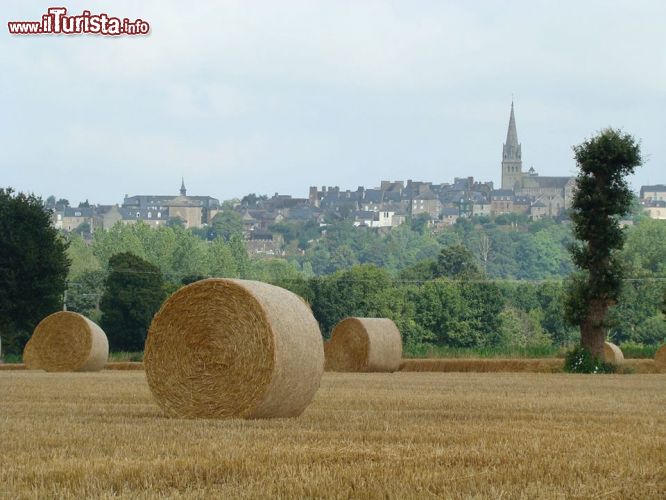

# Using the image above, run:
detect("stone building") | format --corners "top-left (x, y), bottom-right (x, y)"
top-left (53, 207), bottom-right (95, 232)
top-left (500, 102), bottom-right (574, 217)
top-left (122, 179), bottom-right (220, 228)
top-left (639, 185), bottom-right (666, 219)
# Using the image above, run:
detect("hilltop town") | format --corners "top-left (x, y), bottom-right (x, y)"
top-left (48, 103), bottom-right (666, 246)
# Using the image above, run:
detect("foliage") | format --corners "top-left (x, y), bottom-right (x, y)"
top-left (67, 234), bottom-right (101, 279)
top-left (309, 265), bottom-right (401, 337)
top-left (410, 279), bottom-right (503, 348)
top-left (66, 269), bottom-right (106, 323)
top-left (210, 210), bottom-right (244, 241)
top-left (498, 307), bottom-right (553, 350)
top-left (56, 202), bottom-right (665, 355)
top-left (415, 344), bottom-right (563, 359)
top-left (0, 188), bottom-right (70, 354)
top-left (617, 342), bottom-right (659, 359)
top-left (107, 351), bottom-right (144, 362)
top-left (566, 129), bottom-right (642, 357)
top-left (563, 345), bottom-right (616, 374)
top-left (409, 213), bottom-right (431, 234)
top-left (622, 218), bottom-right (666, 275)
top-left (435, 244), bottom-right (483, 279)
top-left (100, 252), bottom-right (166, 352)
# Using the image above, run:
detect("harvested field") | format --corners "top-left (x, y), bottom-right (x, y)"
top-left (400, 358), bottom-right (564, 373)
top-left (400, 357), bottom-right (658, 374)
top-left (0, 358), bottom-right (658, 373)
top-left (0, 371), bottom-right (664, 498)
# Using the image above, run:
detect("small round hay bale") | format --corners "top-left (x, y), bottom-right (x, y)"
top-left (654, 345), bottom-right (666, 373)
top-left (603, 341), bottom-right (624, 364)
top-left (324, 317), bottom-right (402, 372)
top-left (22, 338), bottom-right (41, 369)
top-left (144, 278), bottom-right (324, 419)
top-left (23, 311), bottom-right (108, 372)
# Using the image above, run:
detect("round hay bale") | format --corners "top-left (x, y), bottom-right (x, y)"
top-left (23, 311), bottom-right (108, 372)
top-left (324, 317), bottom-right (402, 372)
top-left (22, 338), bottom-right (41, 369)
top-left (603, 341), bottom-right (624, 364)
top-left (654, 345), bottom-right (666, 373)
top-left (144, 278), bottom-right (324, 419)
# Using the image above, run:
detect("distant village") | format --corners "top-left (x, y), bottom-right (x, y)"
top-left (49, 103), bottom-right (666, 249)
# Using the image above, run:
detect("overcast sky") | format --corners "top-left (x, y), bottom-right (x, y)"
top-left (2, 1), bottom-right (665, 205)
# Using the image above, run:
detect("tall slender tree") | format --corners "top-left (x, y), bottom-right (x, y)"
top-left (566, 129), bottom-right (642, 359)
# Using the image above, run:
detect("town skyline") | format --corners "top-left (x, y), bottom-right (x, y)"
top-left (35, 101), bottom-right (662, 207)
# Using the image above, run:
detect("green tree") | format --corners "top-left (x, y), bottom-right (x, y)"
top-left (66, 269), bottom-right (106, 323)
top-left (566, 129), bottom-right (642, 359)
top-left (410, 213), bottom-right (431, 235)
top-left (73, 221), bottom-right (91, 236)
top-left (211, 210), bottom-right (244, 241)
top-left (498, 307), bottom-right (552, 349)
top-left (310, 265), bottom-right (402, 337)
top-left (207, 238), bottom-right (238, 277)
top-left (0, 188), bottom-right (70, 354)
top-left (435, 244), bottom-right (483, 280)
top-left (166, 216), bottom-right (185, 229)
top-left (100, 252), bottom-right (166, 352)
top-left (67, 233), bottom-right (102, 279)
top-left (622, 218), bottom-right (666, 276)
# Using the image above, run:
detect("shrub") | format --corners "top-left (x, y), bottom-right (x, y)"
top-left (564, 345), bottom-right (616, 374)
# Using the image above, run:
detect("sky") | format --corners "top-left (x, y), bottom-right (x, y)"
top-left (2, 0), bottom-right (665, 205)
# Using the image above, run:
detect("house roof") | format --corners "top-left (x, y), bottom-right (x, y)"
top-left (491, 189), bottom-right (515, 199)
top-left (527, 176), bottom-right (573, 189)
top-left (640, 184), bottom-right (666, 197)
top-left (63, 207), bottom-right (94, 217)
top-left (415, 190), bottom-right (438, 201)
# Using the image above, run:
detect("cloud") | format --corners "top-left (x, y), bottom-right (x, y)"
top-left (1, 0), bottom-right (664, 202)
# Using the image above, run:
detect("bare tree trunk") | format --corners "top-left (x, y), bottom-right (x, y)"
top-left (581, 298), bottom-right (608, 359)
top-left (477, 233), bottom-right (491, 271)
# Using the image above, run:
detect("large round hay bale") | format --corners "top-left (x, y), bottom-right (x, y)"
top-left (324, 317), bottom-right (402, 372)
top-left (144, 278), bottom-right (324, 419)
top-left (603, 341), bottom-right (624, 364)
top-left (654, 345), bottom-right (666, 373)
top-left (23, 311), bottom-right (108, 372)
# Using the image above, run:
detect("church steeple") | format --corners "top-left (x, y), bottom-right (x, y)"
top-left (180, 177), bottom-right (187, 197)
top-left (501, 100), bottom-right (523, 190)
top-left (506, 101), bottom-right (518, 147)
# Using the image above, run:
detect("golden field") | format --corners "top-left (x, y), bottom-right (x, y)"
top-left (0, 371), bottom-right (664, 499)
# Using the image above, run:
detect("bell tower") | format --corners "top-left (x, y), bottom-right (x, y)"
top-left (501, 101), bottom-right (523, 190)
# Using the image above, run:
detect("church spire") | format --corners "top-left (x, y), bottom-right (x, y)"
top-left (501, 100), bottom-right (523, 190)
top-left (505, 101), bottom-right (519, 147)
top-left (180, 177), bottom-right (187, 197)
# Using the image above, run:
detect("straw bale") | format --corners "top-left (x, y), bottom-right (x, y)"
top-left (324, 317), bottom-right (402, 372)
top-left (23, 311), bottom-right (108, 372)
top-left (655, 345), bottom-right (666, 373)
top-left (144, 278), bottom-right (324, 419)
top-left (603, 342), bottom-right (624, 364)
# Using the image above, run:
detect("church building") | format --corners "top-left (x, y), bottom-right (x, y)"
top-left (500, 102), bottom-right (575, 217)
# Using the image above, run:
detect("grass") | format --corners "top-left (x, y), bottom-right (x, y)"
top-left (107, 351), bottom-right (144, 362)
top-left (0, 371), bottom-right (664, 498)
top-left (618, 343), bottom-right (661, 359)
top-left (409, 345), bottom-right (565, 359)
top-left (0, 353), bottom-right (23, 363)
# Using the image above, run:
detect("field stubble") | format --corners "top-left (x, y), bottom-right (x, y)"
top-left (0, 371), bottom-right (664, 499)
